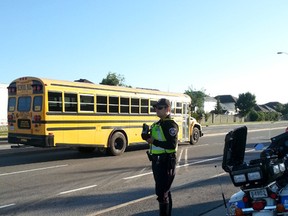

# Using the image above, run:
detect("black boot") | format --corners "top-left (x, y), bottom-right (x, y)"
top-left (159, 203), bottom-right (169, 216)
top-left (168, 192), bottom-right (172, 216)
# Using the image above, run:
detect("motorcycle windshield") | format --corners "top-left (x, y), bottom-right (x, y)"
top-left (222, 126), bottom-right (247, 172)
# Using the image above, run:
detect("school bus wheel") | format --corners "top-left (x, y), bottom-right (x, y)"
top-left (107, 132), bottom-right (127, 156)
top-left (190, 127), bottom-right (200, 145)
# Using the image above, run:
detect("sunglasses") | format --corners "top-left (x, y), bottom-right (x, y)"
top-left (155, 106), bottom-right (166, 110)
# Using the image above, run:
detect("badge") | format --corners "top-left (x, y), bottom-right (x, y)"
top-left (169, 128), bottom-right (177, 136)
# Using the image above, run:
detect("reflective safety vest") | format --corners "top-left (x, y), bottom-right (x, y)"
top-left (150, 121), bottom-right (177, 154)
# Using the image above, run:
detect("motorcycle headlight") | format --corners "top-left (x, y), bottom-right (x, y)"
top-left (247, 171), bottom-right (262, 181)
top-left (273, 164), bottom-right (280, 175)
top-left (233, 174), bottom-right (246, 183)
top-left (268, 182), bottom-right (279, 193)
top-left (279, 163), bottom-right (285, 172)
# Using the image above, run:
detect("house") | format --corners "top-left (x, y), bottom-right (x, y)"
top-left (264, 102), bottom-right (281, 110)
top-left (214, 95), bottom-right (238, 115)
top-left (203, 96), bottom-right (217, 113)
top-left (254, 104), bottom-right (277, 112)
top-left (203, 95), bottom-right (238, 115)
top-left (204, 95), bottom-right (281, 116)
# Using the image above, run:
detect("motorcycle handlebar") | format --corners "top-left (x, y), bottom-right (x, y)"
top-left (260, 149), bottom-right (276, 159)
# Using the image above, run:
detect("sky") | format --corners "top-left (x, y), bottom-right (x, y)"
top-left (0, 1), bottom-right (288, 105)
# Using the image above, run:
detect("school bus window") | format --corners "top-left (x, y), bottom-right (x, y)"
top-left (131, 98), bottom-right (139, 114)
top-left (80, 95), bottom-right (94, 112)
top-left (64, 93), bottom-right (77, 112)
top-left (120, 97), bottom-right (129, 113)
top-left (32, 80), bottom-right (43, 94)
top-left (150, 100), bottom-right (157, 113)
top-left (48, 91), bottom-right (62, 112)
top-left (18, 96), bottom-right (31, 112)
top-left (176, 102), bottom-right (182, 114)
top-left (33, 96), bottom-right (42, 112)
top-left (170, 101), bottom-right (175, 114)
top-left (8, 82), bottom-right (17, 96)
top-left (109, 96), bottom-right (119, 113)
top-left (141, 99), bottom-right (149, 114)
top-left (8, 97), bottom-right (16, 112)
top-left (97, 95), bottom-right (107, 113)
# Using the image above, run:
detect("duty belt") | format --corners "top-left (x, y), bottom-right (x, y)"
top-left (151, 152), bottom-right (176, 161)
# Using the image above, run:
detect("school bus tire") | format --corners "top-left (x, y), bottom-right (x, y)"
top-left (190, 127), bottom-right (200, 145)
top-left (107, 132), bottom-right (127, 156)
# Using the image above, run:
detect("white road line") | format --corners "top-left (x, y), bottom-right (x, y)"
top-left (0, 164), bottom-right (68, 177)
top-left (204, 126), bottom-right (286, 137)
top-left (177, 156), bottom-right (222, 168)
top-left (195, 144), bottom-right (209, 147)
top-left (203, 132), bottom-right (228, 137)
top-left (58, 185), bottom-right (97, 195)
top-left (211, 172), bottom-right (226, 178)
top-left (123, 156), bottom-right (221, 180)
top-left (0, 203), bottom-right (16, 209)
top-left (177, 148), bottom-right (183, 165)
top-left (92, 163), bottom-right (230, 215)
top-left (105, 149), bottom-right (257, 215)
top-left (185, 148), bottom-right (188, 165)
top-left (177, 148), bottom-right (255, 168)
top-left (123, 149), bottom-right (254, 180)
top-left (123, 172), bottom-right (152, 180)
top-left (86, 194), bottom-right (156, 216)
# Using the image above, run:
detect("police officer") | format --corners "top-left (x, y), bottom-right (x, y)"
top-left (144, 98), bottom-right (178, 216)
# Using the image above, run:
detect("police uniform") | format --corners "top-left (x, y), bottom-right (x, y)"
top-left (149, 99), bottom-right (178, 216)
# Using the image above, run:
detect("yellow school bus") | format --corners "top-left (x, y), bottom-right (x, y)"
top-left (7, 77), bottom-right (203, 156)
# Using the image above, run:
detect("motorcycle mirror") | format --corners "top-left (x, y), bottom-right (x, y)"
top-left (254, 143), bottom-right (265, 151)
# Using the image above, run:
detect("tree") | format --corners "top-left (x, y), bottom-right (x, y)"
top-left (235, 92), bottom-right (256, 117)
top-left (281, 103), bottom-right (288, 116)
top-left (274, 103), bottom-right (288, 120)
top-left (214, 98), bottom-right (224, 114)
top-left (248, 109), bottom-right (260, 121)
top-left (100, 72), bottom-right (126, 86)
top-left (184, 87), bottom-right (206, 121)
top-left (275, 103), bottom-right (284, 113)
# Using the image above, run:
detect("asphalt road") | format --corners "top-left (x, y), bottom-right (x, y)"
top-left (0, 121), bottom-right (287, 216)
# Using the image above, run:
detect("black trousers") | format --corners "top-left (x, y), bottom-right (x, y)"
top-left (152, 154), bottom-right (176, 204)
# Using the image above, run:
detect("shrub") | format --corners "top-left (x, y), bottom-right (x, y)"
top-left (0, 125), bottom-right (8, 136)
top-left (248, 110), bottom-right (259, 121)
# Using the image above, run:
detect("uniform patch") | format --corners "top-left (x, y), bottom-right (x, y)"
top-left (169, 128), bottom-right (177, 136)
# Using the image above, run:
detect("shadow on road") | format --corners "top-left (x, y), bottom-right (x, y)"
top-left (0, 143), bottom-right (151, 167)
top-left (1, 174), bottom-right (232, 216)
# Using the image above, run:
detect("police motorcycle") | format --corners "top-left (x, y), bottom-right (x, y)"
top-left (222, 126), bottom-right (288, 216)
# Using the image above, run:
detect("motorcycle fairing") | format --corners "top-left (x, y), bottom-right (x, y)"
top-left (222, 126), bottom-right (247, 172)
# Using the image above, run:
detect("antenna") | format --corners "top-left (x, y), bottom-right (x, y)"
top-left (214, 165), bottom-right (230, 216)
